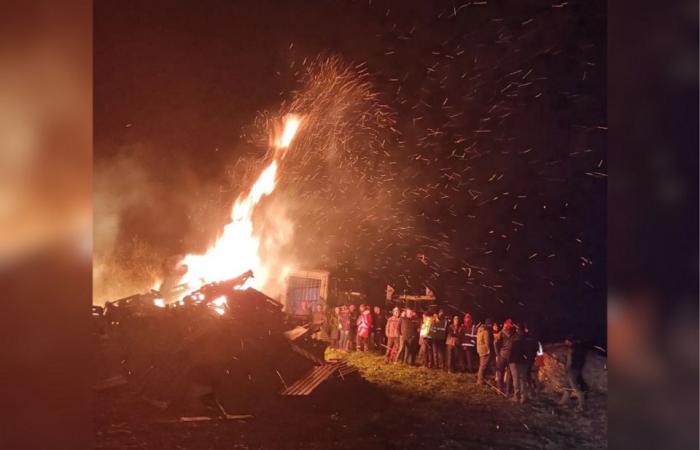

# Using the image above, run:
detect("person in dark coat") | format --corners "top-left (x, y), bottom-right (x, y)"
top-left (397, 308), bottom-right (417, 363)
top-left (403, 310), bottom-right (421, 365)
top-left (347, 304), bottom-right (358, 352)
top-left (494, 319), bottom-right (519, 395)
top-left (429, 310), bottom-right (448, 370)
top-left (508, 323), bottom-right (539, 403)
top-left (445, 315), bottom-right (462, 373)
top-left (371, 305), bottom-right (387, 353)
top-left (459, 313), bottom-right (478, 372)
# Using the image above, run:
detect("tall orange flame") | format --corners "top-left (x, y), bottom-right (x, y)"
top-left (177, 115), bottom-right (302, 296)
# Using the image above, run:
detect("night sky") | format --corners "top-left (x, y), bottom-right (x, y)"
top-left (95, 0), bottom-right (606, 342)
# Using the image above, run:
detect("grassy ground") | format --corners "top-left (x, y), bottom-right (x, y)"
top-left (326, 349), bottom-right (607, 449)
top-left (96, 349), bottom-right (606, 449)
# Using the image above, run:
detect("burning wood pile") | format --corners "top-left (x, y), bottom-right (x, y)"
top-left (94, 271), bottom-right (340, 422)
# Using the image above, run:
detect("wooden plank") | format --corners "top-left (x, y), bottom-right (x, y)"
top-left (282, 363), bottom-right (340, 396)
top-left (289, 365), bottom-right (334, 395)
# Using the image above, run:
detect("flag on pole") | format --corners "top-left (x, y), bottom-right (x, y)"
top-left (386, 284), bottom-right (395, 300)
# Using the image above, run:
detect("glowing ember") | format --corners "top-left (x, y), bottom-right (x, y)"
top-left (177, 115), bottom-right (302, 298)
top-left (153, 298), bottom-right (166, 308)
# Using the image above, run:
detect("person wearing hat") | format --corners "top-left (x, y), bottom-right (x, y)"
top-left (476, 318), bottom-right (495, 385)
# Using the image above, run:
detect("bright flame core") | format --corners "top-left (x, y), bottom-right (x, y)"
top-left (177, 115), bottom-right (301, 298)
top-left (276, 116), bottom-right (301, 150)
top-left (211, 296), bottom-right (227, 315)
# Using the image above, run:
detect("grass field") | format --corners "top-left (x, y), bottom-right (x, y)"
top-left (96, 348), bottom-right (607, 449)
top-left (326, 348), bottom-right (607, 449)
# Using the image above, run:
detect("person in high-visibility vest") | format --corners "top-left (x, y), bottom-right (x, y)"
top-left (419, 311), bottom-right (434, 368)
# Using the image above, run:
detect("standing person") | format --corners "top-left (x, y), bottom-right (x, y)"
top-left (446, 315), bottom-right (462, 373)
top-left (384, 307), bottom-right (401, 363)
top-left (559, 335), bottom-right (587, 411)
top-left (419, 311), bottom-right (434, 368)
top-left (371, 306), bottom-right (387, 353)
top-left (328, 307), bottom-right (341, 349)
top-left (522, 323), bottom-right (542, 396)
top-left (348, 304), bottom-right (358, 352)
top-left (338, 306), bottom-right (351, 351)
top-left (311, 304), bottom-right (326, 340)
top-left (494, 319), bottom-right (519, 396)
top-left (459, 313), bottom-right (477, 372)
top-left (356, 304), bottom-right (373, 351)
top-left (491, 322), bottom-right (501, 385)
top-left (403, 310), bottom-right (421, 365)
top-left (508, 323), bottom-right (540, 403)
top-left (429, 310), bottom-right (448, 370)
top-left (396, 308), bottom-right (415, 363)
top-left (476, 318), bottom-right (495, 385)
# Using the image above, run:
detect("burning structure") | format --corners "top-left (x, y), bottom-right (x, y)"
top-left (174, 115), bottom-right (302, 301)
top-left (94, 113), bottom-right (352, 420)
top-left (95, 270), bottom-right (344, 420)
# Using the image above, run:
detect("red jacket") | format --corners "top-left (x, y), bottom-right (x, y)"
top-left (357, 310), bottom-right (373, 338)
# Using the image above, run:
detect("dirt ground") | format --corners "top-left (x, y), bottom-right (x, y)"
top-left (95, 350), bottom-right (607, 449)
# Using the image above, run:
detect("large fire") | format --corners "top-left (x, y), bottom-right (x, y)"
top-left (175, 115), bottom-right (302, 298)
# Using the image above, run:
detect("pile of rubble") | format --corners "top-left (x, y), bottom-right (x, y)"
top-left (93, 273), bottom-right (347, 422)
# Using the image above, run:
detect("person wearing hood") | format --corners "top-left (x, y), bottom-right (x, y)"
top-left (355, 304), bottom-right (373, 351)
top-left (476, 318), bottom-right (495, 385)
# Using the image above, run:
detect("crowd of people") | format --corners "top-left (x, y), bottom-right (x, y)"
top-left (310, 303), bottom-right (587, 410)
